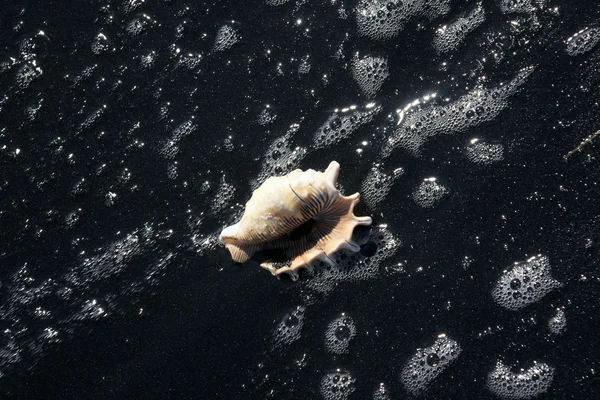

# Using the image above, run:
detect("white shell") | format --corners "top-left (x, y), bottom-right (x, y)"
top-left (219, 161), bottom-right (372, 280)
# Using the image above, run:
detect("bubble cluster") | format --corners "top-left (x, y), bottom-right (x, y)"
top-left (159, 120), bottom-right (197, 159)
top-left (372, 382), bottom-right (392, 400)
top-left (487, 361), bottom-right (555, 399)
top-left (273, 306), bottom-right (306, 346)
top-left (356, 0), bottom-right (451, 41)
top-left (492, 255), bottom-right (562, 311)
top-left (565, 26), bottom-right (600, 56)
top-left (313, 103), bottom-right (382, 149)
top-left (15, 62), bottom-right (42, 89)
top-left (351, 54), bottom-right (389, 99)
top-left (384, 66), bottom-right (533, 157)
top-left (361, 163), bottom-right (404, 210)
top-left (400, 335), bottom-right (462, 395)
top-left (210, 176), bottom-right (236, 215)
top-left (320, 369), bottom-right (356, 400)
top-left (125, 14), bottom-right (155, 36)
top-left (257, 105), bottom-right (277, 126)
top-left (213, 25), bottom-right (240, 53)
top-left (547, 308), bottom-right (566, 335)
top-left (497, 0), bottom-right (545, 15)
top-left (465, 138), bottom-right (505, 165)
top-left (91, 33), bottom-right (111, 55)
top-left (412, 178), bottom-right (449, 208)
top-left (303, 224), bottom-right (400, 296)
top-left (433, 2), bottom-right (485, 54)
top-left (253, 125), bottom-right (307, 189)
top-left (325, 314), bottom-right (357, 354)
top-left (266, 0), bottom-right (291, 5)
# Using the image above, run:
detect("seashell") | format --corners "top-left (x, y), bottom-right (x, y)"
top-left (219, 161), bottom-right (373, 280)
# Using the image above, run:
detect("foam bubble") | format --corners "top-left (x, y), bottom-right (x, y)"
top-left (433, 2), bottom-right (485, 54)
top-left (384, 66), bottom-right (533, 157)
top-left (361, 163), bottom-right (404, 210)
top-left (273, 306), bottom-right (306, 346)
top-left (565, 26), bottom-right (600, 56)
top-left (465, 138), bottom-right (505, 164)
top-left (351, 53), bottom-right (389, 99)
top-left (400, 335), bottom-right (462, 395)
top-left (356, 0), bottom-right (451, 41)
top-left (213, 25), bottom-right (240, 53)
top-left (313, 102), bottom-right (382, 149)
top-left (320, 369), bottom-right (356, 400)
top-left (487, 360), bottom-right (554, 399)
top-left (372, 382), bottom-right (391, 400)
top-left (492, 255), bottom-right (562, 311)
top-left (412, 178), bottom-right (449, 208)
top-left (547, 308), bottom-right (566, 335)
top-left (325, 313), bottom-right (356, 354)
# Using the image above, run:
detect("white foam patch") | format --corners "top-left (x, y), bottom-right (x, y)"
top-left (210, 176), bottom-right (236, 215)
top-left (465, 138), bottom-right (505, 165)
top-left (257, 105), bottom-right (277, 126)
top-left (273, 306), bottom-right (306, 346)
top-left (140, 50), bottom-right (158, 69)
top-left (361, 163), bottom-right (405, 210)
top-left (320, 369), bottom-right (356, 400)
top-left (351, 53), bottom-right (389, 98)
top-left (497, 0), bottom-right (546, 14)
top-left (0, 222), bottom-right (182, 379)
top-left (487, 361), bottom-right (554, 399)
top-left (213, 25), bottom-right (240, 53)
top-left (565, 26), bottom-right (600, 56)
top-left (253, 125), bottom-right (307, 189)
top-left (356, 0), bottom-right (451, 41)
top-left (400, 335), bottom-right (462, 395)
top-left (159, 120), bottom-right (197, 159)
top-left (91, 32), bottom-right (110, 55)
top-left (547, 308), bottom-right (566, 335)
top-left (313, 103), bottom-right (382, 149)
top-left (492, 255), bottom-right (562, 311)
top-left (125, 14), bottom-right (156, 36)
top-left (433, 1), bottom-right (485, 54)
top-left (15, 62), bottom-right (42, 89)
top-left (325, 314), bottom-right (357, 354)
top-left (302, 224), bottom-right (400, 296)
top-left (384, 66), bottom-right (533, 157)
top-left (412, 178), bottom-right (449, 208)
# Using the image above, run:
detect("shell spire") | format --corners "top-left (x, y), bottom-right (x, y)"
top-left (219, 161), bottom-right (372, 280)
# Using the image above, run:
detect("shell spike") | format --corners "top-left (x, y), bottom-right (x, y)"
top-left (355, 216), bottom-right (373, 226)
top-left (324, 161), bottom-right (340, 187)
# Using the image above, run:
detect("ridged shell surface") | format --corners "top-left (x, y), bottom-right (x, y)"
top-left (219, 161), bottom-right (372, 280)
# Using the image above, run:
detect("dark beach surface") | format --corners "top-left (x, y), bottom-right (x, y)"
top-left (1, 0), bottom-right (599, 398)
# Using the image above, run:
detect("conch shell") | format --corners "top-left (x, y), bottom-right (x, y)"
top-left (219, 161), bottom-right (372, 280)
